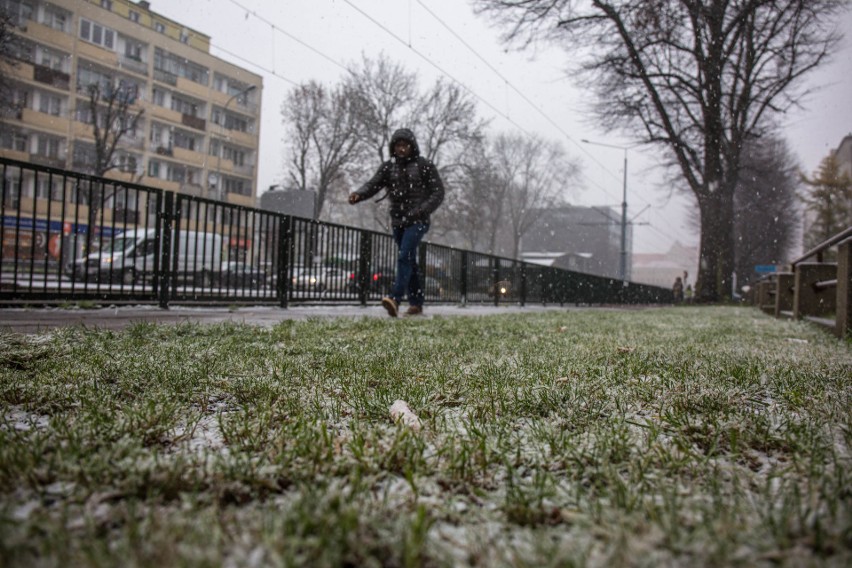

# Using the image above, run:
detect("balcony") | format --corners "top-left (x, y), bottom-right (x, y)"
top-left (234, 163), bottom-right (255, 176)
top-left (155, 146), bottom-right (173, 157)
top-left (149, 105), bottom-right (183, 124)
top-left (77, 41), bottom-right (118, 67)
top-left (118, 134), bottom-right (145, 150)
top-left (26, 20), bottom-right (74, 51)
top-left (175, 76), bottom-right (210, 100)
top-left (29, 154), bottom-right (66, 169)
top-left (153, 68), bottom-right (178, 86)
top-left (181, 113), bottom-right (206, 131)
top-left (173, 146), bottom-right (205, 166)
top-left (118, 55), bottom-right (149, 77)
top-left (33, 66), bottom-right (71, 90)
top-left (21, 108), bottom-right (67, 132)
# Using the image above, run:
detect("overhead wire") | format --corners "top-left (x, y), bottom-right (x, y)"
top-left (218, 0), bottom-right (683, 251)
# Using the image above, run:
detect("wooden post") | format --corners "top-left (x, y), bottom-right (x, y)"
top-left (793, 262), bottom-right (838, 319)
top-left (836, 238), bottom-right (851, 339)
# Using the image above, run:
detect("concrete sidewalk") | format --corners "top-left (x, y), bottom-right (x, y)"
top-left (0, 303), bottom-right (581, 334)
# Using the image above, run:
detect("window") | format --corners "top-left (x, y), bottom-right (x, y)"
top-left (151, 88), bottom-right (166, 107)
top-left (37, 46), bottom-right (69, 72)
top-left (38, 92), bottom-right (62, 116)
top-left (10, 86), bottom-right (29, 110)
top-left (148, 160), bottom-right (161, 178)
top-left (36, 178), bottom-right (63, 200)
top-left (35, 136), bottom-right (61, 159)
top-left (76, 65), bottom-right (112, 94)
top-left (74, 101), bottom-right (95, 125)
top-left (40, 5), bottom-right (69, 31)
top-left (180, 30), bottom-right (189, 44)
top-left (115, 154), bottom-right (138, 173)
top-left (71, 143), bottom-right (96, 171)
top-left (224, 177), bottom-right (251, 196)
top-left (124, 42), bottom-right (143, 61)
top-left (79, 19), bottom-right (115, 50)
top-left (1, 0), bottom-right (33, 26)
top-left (154, 21), bottom-right (165, 33)
top-left (8, 36), bottom-right (35, 63)
top-left (170, 94), bottom-right (199, 117)
top-left (0, 128), bottom-right (28, 153)
top-left (129, 10), bottom-right (140, 23)
top-left (223, 145), bottom-right (246, 166)
top-left (153, 48), bottom-right (209, 86)
top-left (225, 114), bottom-right (248, 133)
top-left (172, 129), bottom-right (197, 151)
top-left (149, 122), bottom-right (170, 146)
top-left (100, 0), bottom-right (113, 10)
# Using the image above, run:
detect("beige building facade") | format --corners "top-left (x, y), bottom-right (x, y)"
top-left (1, 0), bottom-right (262, 207)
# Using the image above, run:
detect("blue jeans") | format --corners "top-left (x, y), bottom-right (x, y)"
top-left (391, 223), bottom-right (429, 306)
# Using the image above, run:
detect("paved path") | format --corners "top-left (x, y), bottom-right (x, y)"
top-left (0, 303), bottom-right (586, 334)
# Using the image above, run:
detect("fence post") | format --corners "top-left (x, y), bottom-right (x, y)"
top-left (157, 191), bottom-right (174, 309)
top-left (774, 272), bottom-right (795, 317)
top-left (277, 215), bottom-right (291, 308)
top-left (460, 250), bottom-right (468, 306)
top-left (493, 257), bottom-right (501, 307)
top-left (519, 262), bottom-right (527, 307)
top-left (837, 238), bottom-right (851, 338)
top-left (358, 230), bottom-right (372, 307)
top-left (793, 262), bottom-right (837, 319)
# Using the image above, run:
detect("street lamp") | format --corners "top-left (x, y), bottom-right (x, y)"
top-left (581, 139), bottom-right (632, 282)
top-left (212, 84), bottom-right (257, 204)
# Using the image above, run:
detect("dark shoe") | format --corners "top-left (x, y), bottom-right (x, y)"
top-left (405, 305), bottom-right (423, 316)
top-left (381, 297), bottom-right (399, 317)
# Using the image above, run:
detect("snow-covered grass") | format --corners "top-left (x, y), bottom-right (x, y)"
top-left (1, 306), bottom-right (850, 567)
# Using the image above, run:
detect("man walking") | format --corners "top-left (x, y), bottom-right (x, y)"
top-left (349, 128), bottom-right (445, 317)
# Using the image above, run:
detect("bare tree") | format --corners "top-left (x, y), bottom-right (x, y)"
top-left (732, 135), bottom-right (801, 288)
top-left (492, 132), bottom-right (577, 259)
top-left (438, 140), bottom-right (502, 251)
top-left (475, 0), bottom-right (846, 301)
top-left (334, 53), bottom-right (488, 236)
top-left (0, 8), bottom-right (19, 116)
top-left (80, 81), bottom-right (144, 253)
top-left (85, 82), bottom-right (144, 177)
top-left (281, 80), bottom-right (361, 219)
top-left (346, 53), bottom-right (420, 165)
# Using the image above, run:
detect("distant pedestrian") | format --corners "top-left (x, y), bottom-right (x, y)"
top-left (349, 128), bottom-right (445, 317)
top-left (685, 284), bottom-right (694, 304)
top-left (672, 276), bottom-right (684, 304)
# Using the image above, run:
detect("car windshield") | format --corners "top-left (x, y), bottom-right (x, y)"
top-left (108, 237), bottom-right (133, 253)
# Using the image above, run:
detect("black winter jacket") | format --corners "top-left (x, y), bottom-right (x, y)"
top-left (354, 128), bottom-right (445, 228)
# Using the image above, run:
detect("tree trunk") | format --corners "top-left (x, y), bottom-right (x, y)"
top-left (696, 186), bottom-right (735, 302)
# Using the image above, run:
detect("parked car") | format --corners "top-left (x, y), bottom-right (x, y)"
top-left (424, 276), bottom-right (444, 298)
top-left (292, 266), bottom-right (348, 294)
top-left (347, 265), bottom-right (395, 294)
top-left (219, 261), bottom-right (266, 288)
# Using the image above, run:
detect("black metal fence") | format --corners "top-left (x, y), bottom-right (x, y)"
top-left (1, 157), bottom-right (673, 308)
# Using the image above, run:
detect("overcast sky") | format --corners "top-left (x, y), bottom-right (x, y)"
top-left (152, 0), bottom-right (852, 255)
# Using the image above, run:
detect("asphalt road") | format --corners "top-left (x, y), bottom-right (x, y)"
top-left (0, 303), bottom-right (576, 334)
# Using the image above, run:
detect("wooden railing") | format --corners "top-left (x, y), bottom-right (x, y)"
top-left (753, 226), bottom-right (852, 339)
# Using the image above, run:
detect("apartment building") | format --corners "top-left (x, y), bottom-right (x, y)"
top-left (0, 0), bottom-right (262, 207)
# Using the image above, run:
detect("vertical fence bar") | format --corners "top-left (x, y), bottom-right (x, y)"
top-left (277, 215), bottom-right (290, 308)
top-left (158, 192), bottom-right (174, 309)
top-left (492, 257), bottom-right (500, 307)
top-left (460, 250), bottom-right (468, 305)
top-left (358, 230), bottom-right (372, 307)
